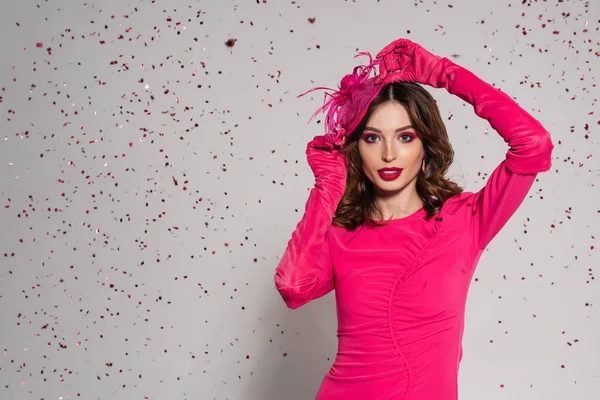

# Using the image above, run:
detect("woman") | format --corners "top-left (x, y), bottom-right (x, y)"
top-left (274, 38), bottom-right (553, 400)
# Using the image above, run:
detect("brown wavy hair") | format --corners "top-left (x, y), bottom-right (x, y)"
top-left (332, 81), bottom-right (463, 230)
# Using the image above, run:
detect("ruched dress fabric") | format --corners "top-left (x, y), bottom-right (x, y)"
top-left (314, 161), bottom-right (539, 400)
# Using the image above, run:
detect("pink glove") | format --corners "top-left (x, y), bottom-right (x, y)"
top-left (274, 134), bottom-right (347, 309)
top-left (376, 38), bottom-right (553, 174)
top-left (306, 134), bottom-right (347, 207)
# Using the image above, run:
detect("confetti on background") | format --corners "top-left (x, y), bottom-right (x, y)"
top-left (0, 1), bottom-right (598, 399)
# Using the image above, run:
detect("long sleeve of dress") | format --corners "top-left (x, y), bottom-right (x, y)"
top-left (438, 60), bottom-right (554, 250)
top-left (274, 186), bottom-right (336, 309)
top-left (470, 163), bottom-right (539, 250)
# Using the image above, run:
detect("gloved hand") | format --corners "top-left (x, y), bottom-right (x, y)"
top-left (306, 134), bottom-right (347, 211)
top-left (375, 38), bottom-right (445, 88)
top-left (375, 38), bottom-right (553, 174)
top-left (274, 134), bottom-right (347, 309)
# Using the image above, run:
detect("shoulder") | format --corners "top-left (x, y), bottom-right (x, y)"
top-left (427, 192), bottom-right (479, 236)
top-left (439, 191), bottom-right (477, 217)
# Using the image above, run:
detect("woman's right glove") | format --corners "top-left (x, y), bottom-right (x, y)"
top-left (273, 134), bottom-right (347, 309)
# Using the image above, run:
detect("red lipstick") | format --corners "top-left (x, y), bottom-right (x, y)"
top-left (377, 167), bottom-right (402, 181)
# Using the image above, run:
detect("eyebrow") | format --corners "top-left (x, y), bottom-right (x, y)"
top-left (363, 125), bottom-right (413, 133)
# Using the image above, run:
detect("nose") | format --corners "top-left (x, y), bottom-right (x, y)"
top-left (382, 144), bottom-right (396, 162)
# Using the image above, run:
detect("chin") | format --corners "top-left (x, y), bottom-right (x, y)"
top-left (369, 172), bottom-right (418, 194)
top-left (371, 179), bottom-right (407, 193)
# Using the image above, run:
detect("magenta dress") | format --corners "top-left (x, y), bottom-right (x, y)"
top-left (277, 157), bottom-right (553, 399)
top-left (316, 161), bottom-right (542, 399)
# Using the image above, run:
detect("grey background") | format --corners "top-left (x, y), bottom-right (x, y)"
top-left (0, 0), bottom-right (598, 399)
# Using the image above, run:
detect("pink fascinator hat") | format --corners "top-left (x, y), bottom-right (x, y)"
top-left (298, 44), bottom-right (409, 144)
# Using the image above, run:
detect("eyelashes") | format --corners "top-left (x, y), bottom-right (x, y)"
top-left (361, 132), bottom-right (417, 143)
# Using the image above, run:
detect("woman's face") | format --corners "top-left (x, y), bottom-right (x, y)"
top-left (357, 102), bottom-right (424, 197)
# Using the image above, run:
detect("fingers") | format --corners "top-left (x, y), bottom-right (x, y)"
top-left (311, 135), bottom-right (331, 149)
top-left (383, 54), bottom-right (400, 72)
top-left (377, 42), bottom-right (418, 78)
top-left (307, 135), bottom-right (333, 153)
top-left (331, 134), bottom-right (345, 149)
top-left (375, 38), bottom-right (415, 59)
top-left (307, 133), bottom-right (347, 154)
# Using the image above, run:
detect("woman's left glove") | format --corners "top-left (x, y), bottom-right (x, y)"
top-left (375, 38), bottom-right (553, 174)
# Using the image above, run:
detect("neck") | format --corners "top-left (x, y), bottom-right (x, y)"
top-left (371, 186), bottom-right (423, 220)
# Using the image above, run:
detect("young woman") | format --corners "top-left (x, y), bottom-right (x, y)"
top-left (274, 38), bottom-right (554, 400)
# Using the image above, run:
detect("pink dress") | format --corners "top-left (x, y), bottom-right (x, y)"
top-left (278, 158), bottom-right (551, 399)
top-left (314, 162), bottom-right (539, 399)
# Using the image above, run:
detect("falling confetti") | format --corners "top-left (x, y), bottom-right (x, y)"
top-left (0, 1), bottom-right (597, 399)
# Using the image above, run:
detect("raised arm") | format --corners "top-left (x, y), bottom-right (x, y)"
top-left (375, 39), bottom-right (554, 249)
top-left (274, 135), bottom-right (347, 309)
top-left (433, 55), bottom-right (553, 249)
